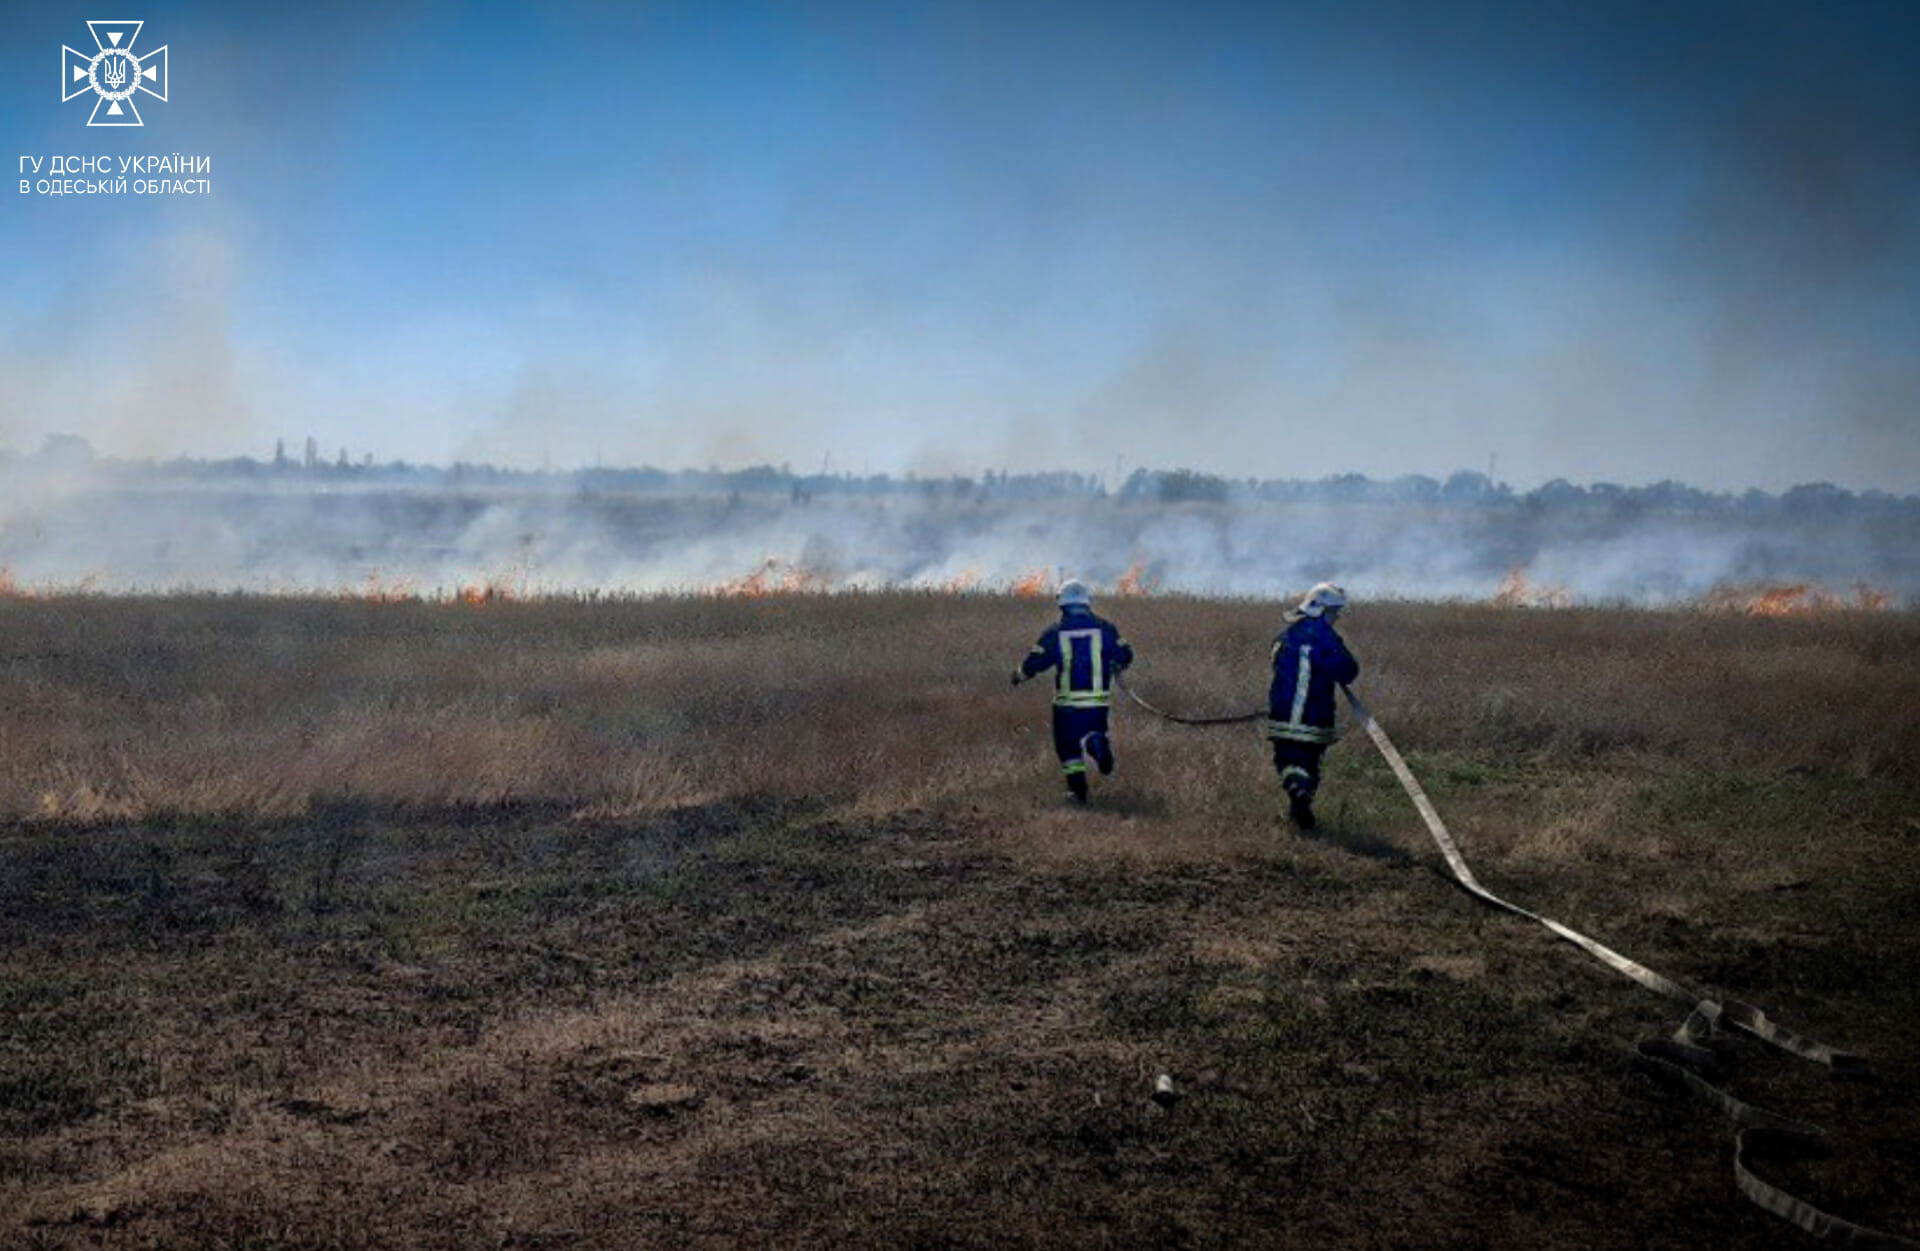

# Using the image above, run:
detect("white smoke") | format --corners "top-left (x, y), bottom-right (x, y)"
top-left (0, 466), bottom-right (1912, 604)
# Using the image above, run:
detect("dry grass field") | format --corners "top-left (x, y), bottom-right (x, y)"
top-left (3, 592), bottom-right (1918, 1248)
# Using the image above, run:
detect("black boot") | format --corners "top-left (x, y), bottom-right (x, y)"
top-left (1288, 791), bottom-right (1317, 830)
top-left (1067, 773), bottom-right (1090, 805)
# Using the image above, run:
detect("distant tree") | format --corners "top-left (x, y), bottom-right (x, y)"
top-left (1117, 468), bottom-right (1157, 502)
top-left (38, 434), bottom-right (96, 467)
top-left (1319, 472), bottom-right (1373, 502)
top-left (1636, 479), bottom-right (1710, 512)
top-left (1527, 478), bottom-right (1585, 510)
top-left (1157, 469), bottom-right (1230, 503)
top-left (1388, 474), bottom-right (1441, 504)
top-left (1782, 482), bottom-right (1852, 517)
top-left (729, 464), bottom-right (786, 492)
top-left (1441, 470), bottom-right (1494, 503)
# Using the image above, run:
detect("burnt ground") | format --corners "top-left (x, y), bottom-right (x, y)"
top-left (4, 790), bottom-right (1918, 1249)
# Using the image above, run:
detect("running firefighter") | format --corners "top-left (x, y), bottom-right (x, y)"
top-left (1012, 579), bottom-right (1135, 805)
top-left (1267, 582), bottom-right (1359, 830)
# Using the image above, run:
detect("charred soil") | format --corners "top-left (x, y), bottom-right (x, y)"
top-left (3, 595), bottom-right (1918, 1248)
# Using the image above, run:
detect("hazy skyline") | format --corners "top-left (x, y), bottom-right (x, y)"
top-left (3, 1), bottom-right (1917, 493)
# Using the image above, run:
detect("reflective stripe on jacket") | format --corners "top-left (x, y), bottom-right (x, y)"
top-left (1266, 616), bottom-right (1359, 742)
top-left (1021, 607), bottom-right (1134, 707)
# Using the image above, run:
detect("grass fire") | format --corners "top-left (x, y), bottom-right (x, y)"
top-left (2, 590), bottom-right (1916, 1248)
top-left (10, 0), bottom-right (1918, 1242)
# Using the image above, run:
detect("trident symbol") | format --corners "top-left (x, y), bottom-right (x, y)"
top-left (62, 21), bottom-right (169, 127)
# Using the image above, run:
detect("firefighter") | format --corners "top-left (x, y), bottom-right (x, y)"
top-left (1012, 579), bottom-right (1134, 804)
top-left (1267, 582), bottom-right (1359, 830)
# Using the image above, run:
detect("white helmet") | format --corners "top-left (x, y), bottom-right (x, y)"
top-left (1296, 582), bottom-right (1348, 618)
top-left (1057, 578), bottom-right (1092, 608)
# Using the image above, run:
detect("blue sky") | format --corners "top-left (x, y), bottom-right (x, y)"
top-left (2, 0), bottom-right (1917, 491)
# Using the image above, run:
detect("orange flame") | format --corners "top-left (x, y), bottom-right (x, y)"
top-left (452, 564), bottom-right (531, 605)
top-left (1753, 584), bottom-right (1818, 616)
top-left (451, 583), bottom-right (510, 610)
top-left (943, 570), bottom-right (982, 593)
top-left (1491, 567), bottom-right (1569, 609)
top-left (0, 568), bottom-right (57, 599)
top-left (0, 570), bottom-right (105, 599)
top-left (711, 558), bottom-right (829, 597)
top-left (1115, 561), bottom-right (1160, 596)
top-left (1696, 581), bottom-right (1895, 616)
top-left (1009, 569), bottom-right (1052, 598)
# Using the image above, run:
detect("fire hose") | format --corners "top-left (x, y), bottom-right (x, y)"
top-left (1119, 674), bottom-right (1916, 1244)
top-left (1116, 676), bottom-right (1265, 725)
top-left (1341, 686), bottom-right (1914, 1248)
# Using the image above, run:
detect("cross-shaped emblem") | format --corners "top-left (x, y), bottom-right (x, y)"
top-left (62, 20), bottom-right (168, 127)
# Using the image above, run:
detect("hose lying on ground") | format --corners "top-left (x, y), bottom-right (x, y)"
top-left (1341, 685), bottom-right (1915, 1248)
top-left (1116, 676), bottom-right (1265, 726)
top-left (1118, 669), bottom-right (1914, 1239)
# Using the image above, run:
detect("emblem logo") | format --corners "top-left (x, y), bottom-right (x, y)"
top-left (62, 20), bottom-right (168, 127)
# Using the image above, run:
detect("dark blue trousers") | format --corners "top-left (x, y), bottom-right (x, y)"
top-left (1271, 738), bottom-right (1328, 799)
top-left (1052, 705), bottom-right (1111, 776)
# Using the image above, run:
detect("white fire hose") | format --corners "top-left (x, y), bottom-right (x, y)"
top-left (1341, 686), bottom-right (1915, 1247)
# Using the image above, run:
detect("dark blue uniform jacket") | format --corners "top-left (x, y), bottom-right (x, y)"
top-left (1267, 616), bottom-right (1359, 743)
top-left (1021, 606), bottom-right (1134, 707)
